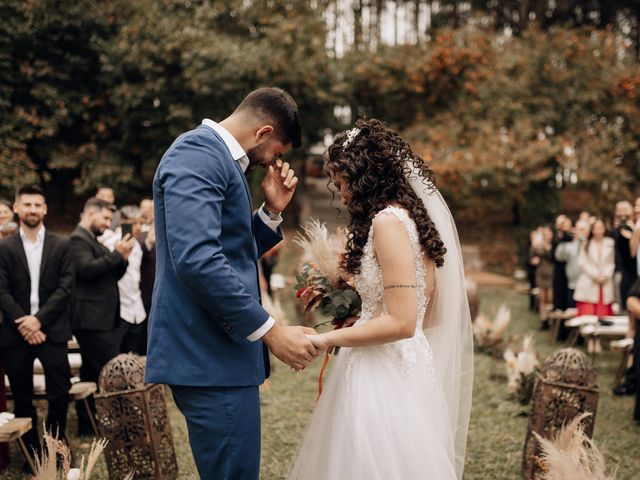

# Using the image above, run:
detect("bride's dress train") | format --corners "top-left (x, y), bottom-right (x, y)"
top-left (289, 206), bottom-right (456, 479)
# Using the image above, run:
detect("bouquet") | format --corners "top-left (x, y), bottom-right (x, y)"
top-left (293, 219), bottom-right (361, 329)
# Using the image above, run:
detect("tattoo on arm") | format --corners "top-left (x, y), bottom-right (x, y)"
top-left (384, 284), bottom-right (417, 289)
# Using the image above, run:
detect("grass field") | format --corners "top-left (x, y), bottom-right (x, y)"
top-left (3, 284), bottom-right (639, 479)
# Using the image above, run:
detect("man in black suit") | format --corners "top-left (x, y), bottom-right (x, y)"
top-left (0, 184), bottom-right (74, 460)
top-left (70, 197), bottom-right (135, 434)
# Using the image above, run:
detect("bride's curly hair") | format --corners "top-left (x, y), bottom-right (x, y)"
top-left (325, 118), bottom-right (446, 275)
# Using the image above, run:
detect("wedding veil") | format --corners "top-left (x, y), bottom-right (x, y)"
top-left (405, 162), bottom-right (474, 479)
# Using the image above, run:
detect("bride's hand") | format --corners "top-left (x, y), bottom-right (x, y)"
top-left (305, 334), bottom-right (331, 353)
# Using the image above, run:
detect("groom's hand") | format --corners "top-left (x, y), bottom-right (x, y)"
top-left (262, 324), bottom-right (319, 371)
top-left (262, 159), bottom-right (298, 214)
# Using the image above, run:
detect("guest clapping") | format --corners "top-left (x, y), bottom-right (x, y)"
top-left (0, 185), bottom-right (74, 464)
top-left (613, 201), bottom-right (637, 310)
top-left (70, 197), bottom-right (134, 435)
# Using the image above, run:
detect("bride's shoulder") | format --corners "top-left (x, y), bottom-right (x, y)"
top-left (372, 207), bottom-right (412, 242)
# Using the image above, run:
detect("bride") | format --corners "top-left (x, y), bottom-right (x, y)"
top-left (289, 118), bottom-right (474, 479)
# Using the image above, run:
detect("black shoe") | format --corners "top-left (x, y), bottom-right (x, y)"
top-left (612, 384), bottom-right (636, 396)
top-left (77, 426), bottom-right (94, 437)
top-left (539, 320), bottom-right (550, 331)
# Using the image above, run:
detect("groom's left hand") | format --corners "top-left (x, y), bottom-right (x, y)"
top-left (262, 159), bottom-right (298, 214)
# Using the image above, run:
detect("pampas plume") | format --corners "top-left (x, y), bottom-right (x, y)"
top-left (533, 413), bottom-right (616, 480)
top-left (293, 219), bottom-right (345, 285)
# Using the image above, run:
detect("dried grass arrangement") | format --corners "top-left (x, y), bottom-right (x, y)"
top-left (504, 335), bottom-right (538, 404)
top-left (32, 430), bottom-right (133, 480)
top-left (533, 413), bottom-right (616, 480)
top-left (473, 303), bottom-right (511, 353)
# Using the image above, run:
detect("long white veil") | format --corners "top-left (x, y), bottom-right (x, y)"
top-left (406, 162), bottom-right (474, 479)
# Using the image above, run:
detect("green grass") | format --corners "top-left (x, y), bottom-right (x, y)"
top-left (4, 285), bottom-right (640, 479)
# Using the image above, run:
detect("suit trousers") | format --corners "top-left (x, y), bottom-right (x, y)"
top-left (170, 385), bottom-right (261, 480)
top-left (118, 319), bottom-right (148, 356)
top-left (73, 329), bottom-right (119, 433)
top-left (2, 341), bottom-right (71, 454)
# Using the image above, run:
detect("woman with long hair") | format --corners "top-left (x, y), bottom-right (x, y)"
top-left (290, 119), bottom-right (473, 479)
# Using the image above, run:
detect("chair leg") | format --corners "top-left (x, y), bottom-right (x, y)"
top-left (16, 436), bottom-right (36, 474)
top-left (612, 350), bottom-right (630, 388)
top-left (551, 318), bottom-right (561, 344)
top-left (566, 328), bottom-right (579, 347)
top-left (83, 398), bottom-right (100, 436)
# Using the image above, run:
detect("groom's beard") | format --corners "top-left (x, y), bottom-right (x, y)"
top-left (246, 143), bottom-right (270, 172)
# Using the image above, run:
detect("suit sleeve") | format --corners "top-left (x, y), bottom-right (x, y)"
top-left (159, 136), bottom-right (269, 342)
top-left (253, 211), bottom-right (283, 258)
top-left (0, 244), bottom-right (27, 321)
top-left (35, 238), bottom-right (74, 328)
top-left (71, 235), bottom-right (127, 281)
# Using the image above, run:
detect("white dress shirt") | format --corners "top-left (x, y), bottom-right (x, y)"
top-left (103, 228), bottom-right (147, 324)
top-left (201, 118), bottom-right (281, 341)
top-left (20, 226), bottom-right (46, 315)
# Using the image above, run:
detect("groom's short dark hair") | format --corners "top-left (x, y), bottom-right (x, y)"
top-left (235, 87), bottom-right (302, 148)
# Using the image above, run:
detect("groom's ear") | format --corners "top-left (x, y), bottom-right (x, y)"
top-left (256, 125), bottom-right (275, 142)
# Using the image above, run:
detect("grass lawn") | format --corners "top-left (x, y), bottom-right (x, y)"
top-left (3, 283), bottom-right (639, 478)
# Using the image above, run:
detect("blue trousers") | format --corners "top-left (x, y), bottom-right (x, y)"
top-left (170, 385), bottom-right (261, 480)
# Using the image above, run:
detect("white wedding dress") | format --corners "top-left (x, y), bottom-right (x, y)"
top-left (289, 206), bottom-right (457, 479)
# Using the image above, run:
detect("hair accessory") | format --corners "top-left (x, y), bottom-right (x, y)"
top-left (342, 127), bottom-right (361, 149)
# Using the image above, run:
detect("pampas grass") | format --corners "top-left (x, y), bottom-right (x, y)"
top-left (293, 219), bottom-right (345, 285)
top-left (533, 413), bottom-right (616, 480)
top-left (474, 303), bottom-right (511, 351)
top-left (33, 430), bottom-right (134, 480)
top-left (503, 335), bottom-right (537, 404)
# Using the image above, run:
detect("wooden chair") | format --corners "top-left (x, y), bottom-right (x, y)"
top-left (0, 418), bottom-right (34, 473)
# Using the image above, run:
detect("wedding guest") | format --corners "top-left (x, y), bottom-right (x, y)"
top-left (530, 226), bottom-right (554, 329)
top-left (95, 187), bottom-right (116, 205)
top-left (624, 282), bottom-right (640, 419)
top-left (103, 205), bottom-right (147, 355)
top-left (574, 219), bottom-right (615, 352)
top-left (556, 220), bottom-right (590, 307)
top-left (137, 225), bottom-right (155, 356)
top-left (0, 198), bottom-right (12, 469)
top-left (0, 198), bottom-right (17, 239)
top-left (140, 198), bottom-right (153, 233)
top-left (552, 215), bottom-right (572, 311)
top-left (526, 231), bottom-right (538, 311)
top-left (0, 185), bottom-right (74, 467)
top-left (613, 201), bottom-right (637, 310)
top-left (70, 197), bottom-right (135, 435)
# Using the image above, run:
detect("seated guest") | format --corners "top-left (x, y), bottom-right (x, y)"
top-left (70, 197), bottom-right (135, 435)
top-left (102, 205), bottom-right (147, 355)
top-left (0, 185), bottom-right (74, 468)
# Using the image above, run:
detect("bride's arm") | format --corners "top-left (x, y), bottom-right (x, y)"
top-left (309, 213), bottom-right (423, 349)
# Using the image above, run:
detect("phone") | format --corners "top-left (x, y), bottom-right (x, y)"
top-left (121, 223), bottom-right (133, 237)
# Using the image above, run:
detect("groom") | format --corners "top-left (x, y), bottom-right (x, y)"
top-left (146, 87), bottom-right (319, 479)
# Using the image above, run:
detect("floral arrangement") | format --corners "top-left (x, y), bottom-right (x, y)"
top-left (33, 430), bottom-right (133, 480)
top-left (473, 303), bottom-right (511, 353)
top-left (293, 219), bottom-right (361, 328)
top-left (533, 413), bottom-right (615, 480)
top-left (503, 335), bottom-right (538, 404)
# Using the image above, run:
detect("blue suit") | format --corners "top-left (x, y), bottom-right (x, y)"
top-left (146, 124), bottom-right (282, 479)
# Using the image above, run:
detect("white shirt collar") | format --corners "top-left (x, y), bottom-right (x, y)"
top-left (19, 225), bottom-right (45, 244)
top-left (201, 119), bottom-right (249, 172)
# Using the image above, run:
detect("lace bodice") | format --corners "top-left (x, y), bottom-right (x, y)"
top-left (350, 206), bottom-right (435, 378)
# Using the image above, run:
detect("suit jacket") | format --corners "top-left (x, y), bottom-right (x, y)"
top-left (70, 226), bottom-right (127, 331)
top-left (137, 232), bottom-right (156, 316)
top-left (574, 237), bottom-right (616, 305)
top-left (145, 125), bottom-right (282, 387)
top-left (0, 231), bottom-right (74, 346)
